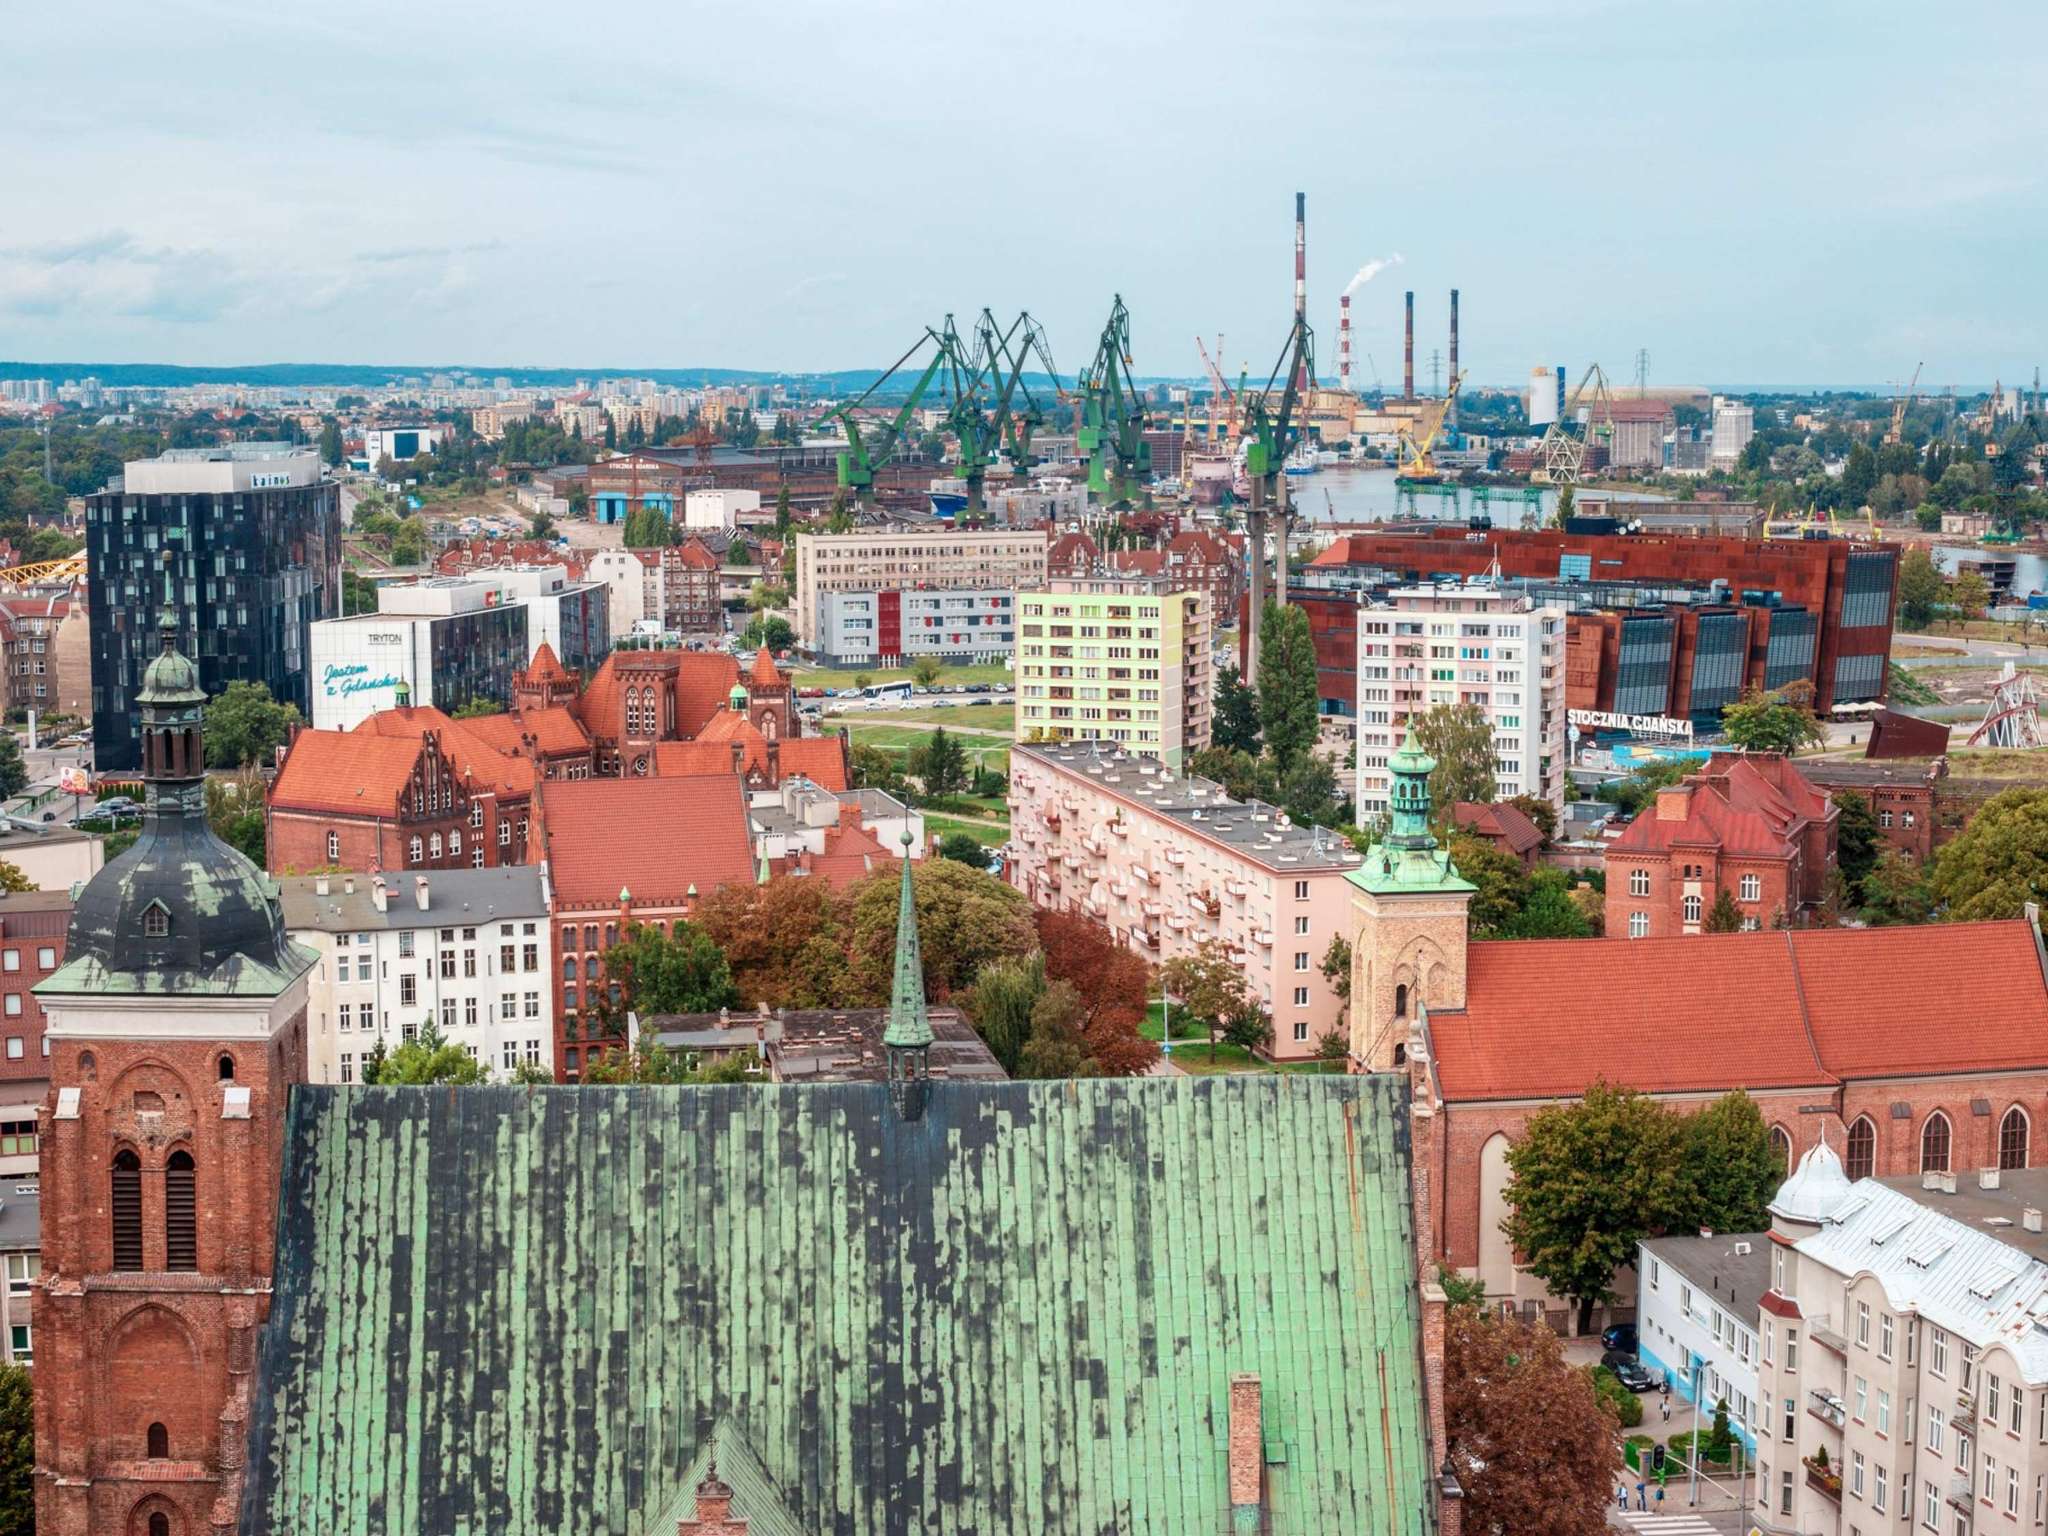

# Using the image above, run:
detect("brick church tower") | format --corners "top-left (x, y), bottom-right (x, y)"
top-left (1346, 724), bottom-right (1475, 1072)
top-left (32, 610), bottom-right (316, 1536)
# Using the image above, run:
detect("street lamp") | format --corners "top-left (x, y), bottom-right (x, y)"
top-left (1160, 989), bottom-right (1178, 1060)
top-left (1689, 1356), bottom-right (1705, 1507)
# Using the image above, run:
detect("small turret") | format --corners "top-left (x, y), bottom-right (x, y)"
top-left (882, 833), bottom-right (931, 1121)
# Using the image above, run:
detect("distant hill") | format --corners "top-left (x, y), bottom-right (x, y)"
top-left (0, 361), bottom-right (1076, 394)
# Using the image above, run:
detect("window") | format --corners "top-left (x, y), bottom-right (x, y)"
top-left (1629, 868), bottom-right (1650, 897)
top-left (408, 836), bottom-right (423, 864)
top-left (1740, 873), bottom-right (1761, 902)
top-left (1846, 1114), bottom-right (1876, 1179)
top-left (523, 943), bottom-right (538, 971)
top-left (1921, 1111), bottom-right (1952, 1173)
top-left (1874, 1464), bottom-right (1887, 1514)
top-left (1877, 1388), bottom-right (1890, 1436)
top-left (1855, 1375), bottom-right (1868, 1420)
top-left (1999, 1106), bottom-right (2029, 1170)
top-left (327, 830), bottom-right (340, 861)
top-left (1293, 880), bottom-right (1309, 900)
top-left (165, 1150), bottom-right (196, 1271)
top-left (524, 992), bottom-right (540, 1019)
top-left (8, 1326), bottom-right (26, 1367)
top-left (143, 906), bottom-right (169, 938)
top-left (4, 1253), bottom-right (36, 1294)
top-left (1770, 1123), bottom-right (1792, 1171)
top-left (34, 947), bottom-right (51, 970)
top-left (1923, 1474), bottom-right (1937, 1527)
top-left (1682, 893), bottom-right (1702, 924)
top-left (1858, 1301), bottom-right (1871, 1345)
top-left (1853, 1450), bottom-right (1867, 1498)
top-left (1628, 912), bottom-right (1649, 939)
top-left (429, 833), bottom-right (442, 859)
top-left (1783, 1397), bottom-right (1796, 1442)
top-left (1988, 1376), bottom-right (2002, 1425)
top-left (449, 830), bottom-right (461, 857)
top-left (1781, 1468), bottom-right (1794, 1515)
top-left (1932, 1329), bottom-right (1948, 1379)
top-left (499, 821), bottom-right (511, 846)
top-left (1294, 916), bottom-right (1310, 935)
top-left (148, 1515), bottom-right (168, 1536)
top-left (2008, 1465), bottom-right (2020, 1517)
top-left (501, 944), bottom-right (516, 972)
top-left (111, 1150), bottom-right (142, 1270)
top-left (1292, 1021), bottom-right (1308, 1042)
top-left (148, 1421), bottom-right (168, 1458)
top-left (1293, 987), bottom-right (1310, 1007)
top-left (2011, 1384), bottom-right (2024, 1437)
top-left (1984, 1453), bottom-right (1997, 1502)
top-left (1293, 952), bottom-right (1309, 972)
top-left (1787, 1329), bottom-right (1799, 1369)
top-left (340, 1053), bottom-right (353, 1084)
top-left (1880, 1312), bottom-right (1893, 1361)
top-left (1929, 1406), bottom-right (1945, 1454)
top-left (440, 999), bottom-right (456, 1031)
top-left (399, 974), bottom-right (416, 1007)
top-left (1764, 1318), bottom-right (1774, 1364)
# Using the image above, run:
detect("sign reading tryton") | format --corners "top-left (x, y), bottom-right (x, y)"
top-left (322, 661), bottom-right (403, 700)
top-left (1567, 708), bottom-right (1695, 739)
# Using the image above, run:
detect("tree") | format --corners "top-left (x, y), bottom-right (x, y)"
top-left (1212, 662), bottom-right (1262, 754)
top-left (452, 698), bottom-right (504, 718)
top-left (367, 1024), bottom-right (491, 1084)
top-left (845, 856), bottom-right (1037, 1003)
top-left (1927, 788), bottom-right (2048, 925)
top-left (1185, 746), bottom-right (1268, 804)
top-left (596, 920), bottom-right (741, 1023)
top-left (1255, 602), bottom-right (1319, 769)
top-left (1446, 833), bottom-right (1529, 937)
top-left (1834, 790), bottom-right (1882, 900)
top-left (1897, 546), bottom-right (1942, 631)
top-left (936, 831), bottom-right (989, 869)
top-left (1718, 686), bottom-right (1824, 755)
top-left (1412, 701), bottom-right (1497, 812)
top-left (1277, 751), bottom-right (1342, 828)
top-left (694, 876), bottom-right (855, 1007)
top-left (204, 680), bottom-right (301, 769)
top-left (1017, 980), bottom-right (1096, 1079)
top-left (1504, 793), bottom-right (1557, 845)
top-left (1159, 941), bottom-right (1252, 1056)
top-left (579, 1041), bottom-right (752, 1084)
top-left (1029, 910), bottom-right (1156, 1074)
top-left (912, 727), bottom-right (968, 797)
top-left (746, 579), bottom-right (790, 613)
top-left (204, 767), bottom-right (268, 868)
top-left (849, 743), bottom-right (908, 798)
top-left (318, 420), bottom-right (345, 467)
top-left (0, 1362), bottom-right (29, 1536)
top-left (739, 615), bottom-right (794, 651)
top-left (964, 952), bottom-right (1043, 1076)
top-left (1502, 1080), bottom-right (1688, 1335)
top-left (0, 734), bottom-right (24, 800)
top-left (1680, 1090), bottom-right (1784, 1235)
top-left (1861, 849), bottom-right (1933, 925)
top-left (388, 520), bottom-right (429, 566)
top-left (1319, 934), bottom-right (1352, 1011)
top-left (773, 482), bottom-right (793, 534)
top-left (909, 655), bottom-right (944, 690)
top-left (1946, 568), bottom-right (1991, 622)
top-left (1444, 1308), bottom-right (1617, 1536)
top-left (1502, 869), bottom-right (1594, 940)
top-left (1220, 1003), bottom-right (1273, 1058)
top-left (1703, 886), bottom-right (1745, 932)
top-left (0, 862), bottom-right (29, 896)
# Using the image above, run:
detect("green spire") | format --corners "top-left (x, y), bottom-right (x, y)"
top-left (1346, 720), bottom-right (1475, 898)
top-left (1385, 722), bottom-right (1439, 851)
top-left (882, 835), bottom-right (932, 1050)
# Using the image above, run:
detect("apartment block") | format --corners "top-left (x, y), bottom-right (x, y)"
top-left (1354, 581), bottom-right (1565, 817)
top-left (1016, 577), bottom-right (1211, 770)
top-left (815, 587), bottom-right (1015, 665)
top-left (1008, 741), bottom-right (1364, 1060)
top-left (792, 528), bottom-right (1048, 648)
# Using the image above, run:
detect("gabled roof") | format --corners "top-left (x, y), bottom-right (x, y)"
top-left (1430, 919), bottom-right (2048, 1102)
top-left (1451, 800), bottom-right (1544, 858)
top-left (458, 704), bottom-right (590, 759)
top-left (652, 732), bottom-right (850, 792)
top-left (1606, 754), bottom-right (1824, 862)
top-left (522, 641), bottom-right (572, 686)
top-left (676, 652), bottom-right (743, 738)
top-left (241, 1076), bottom-right (1434, 1535)
top-left (352, 706), bottom-right (535, 798)
top-left (269, 732), bottom-right (431, 818)
top-left (748, 646), bottom-right (786, 689)
top-left (538, 775), bottom-right (756, 908)
top-left (675, 537), bottom-right (719, 571)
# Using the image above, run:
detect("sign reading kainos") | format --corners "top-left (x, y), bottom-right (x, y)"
top-left (1567, 708), bottom-right (1694, 739)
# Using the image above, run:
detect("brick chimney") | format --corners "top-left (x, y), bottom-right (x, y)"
top-left (1655, 784), bottom-right (1694, 822)
top-left (1228, 1372), bottom-right (1262, 1519)
top-left (678, 1469), bottom-right (747, 1534)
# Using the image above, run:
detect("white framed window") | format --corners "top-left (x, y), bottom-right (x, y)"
top-left (1294, 915), bottom-right (1310, 935)
top-left (3, 1254), bottom-right (36, 1295)
top-left (1629, 868), bottom-right (1650, 897)
top-left (1628, 912), bottom-right (1649, 939)
top-left (1292, 1021), bottom-right (1307, 1042)
top-left (340, 1053), bottom-right (354, 1084)
top-left (1682, 894), bottom-right (1702, 924)
top-left (1880, 1312), bottom-right (1894, 1361)
top-left (408, 836), bottom-right (423, 864)
top-left (326, 830), bottom-right (340, 861)
top-left (1857, 1300), bottom-right (1870, 1345)
top-left (1293, 987), bottom-right (1310, 1007)
top-left (1740, 873), bottom-right (1761, 902)
top-left (1293, 880), bottom-right (1309, 900)
top-left (1293, 952), bottom-right (1309, 971)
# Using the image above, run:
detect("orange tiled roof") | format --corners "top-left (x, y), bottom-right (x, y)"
top-left (1452, 801), bottom-right (1544, 858)
top-left (523, 641), bottom-right (572, 686)
top-left (676, 538), bottom-right (719, 571)
top-left (675, 653), bottom-right (742, 738)
top-left (351, 707), bottom-right (535, 797)
top-left (270, 731), bottom-right (430, 818)
top-left (748, 646), bottom-right (786, 689)
top-left (1606, 755), bottom-right (1824, 863)
top-left (539, 776), bottom-right (756, 908)
top-left (459, 705), bottom-right (590, 759)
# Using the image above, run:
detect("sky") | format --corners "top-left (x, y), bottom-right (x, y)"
top-left (4, 0), bottom-right (2043, 389)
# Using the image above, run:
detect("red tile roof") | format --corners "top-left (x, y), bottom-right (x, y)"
top-left (1452, 801), bottom-right (1544, 858)
top-left (458, 705), bottom-right (590, 759)
top-left (675, 653), bottom-right (742, 738)
top-left (794, 810), bottom-right (893, 889)
top-left (676, 538), bottom-right (719, 571)
top-left (1606, 754), bottom-right (1826, 862)
top-left (270, 731), bottom-right (428, 817)
top-left (748, 646), bottom-right (786, 689)
top-left (538, 776), bottom-right (757, 908)
top-left (352, 707), bottom-right (536, 797)
top-left (1430, 920), bottom-right (2048, 1102)
top-left (523, 642), bottom-right (572, 686)
top-left (655, 724), bottom-right (848, 790)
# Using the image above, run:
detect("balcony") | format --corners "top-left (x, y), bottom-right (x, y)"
top-left (1109, 881), bottom-right (1130, 899)
top-left (1801, 1457), bottom-right (1842, 1502)
top-left (1166, 914), bottom-right (1189, 932)
top-left (1137, 928), bottom-right (1160, 950)
top-left (1948, 1475), bottom-right (1974, 1512)
top-left (1809, 1322), bottom-right (1849, 1356)
top-left (1806, 1390), bottom-right (1846, 1429)
top-left (1224, 881), bottom-right (1248, 900)
top-left (1253, 930), bottom-right (1275, 947)
top-left (1129, 864), bottom-right (1151, 885)
top-left (1109, 819), bottom-right (1129, 838)
top-left (1193, 891), bottom-right (1221, 918)
top-left (1164, 850), bottom-right (1187, 867)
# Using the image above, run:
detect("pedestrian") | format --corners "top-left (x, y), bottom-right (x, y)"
top-left (1637, 1478), bottom-right (1647, 1510)
top-left (1660, 1395), bottom-right (1671, 1422)
top-left (1655, 1484), bottom-right (1665, 1512)
top-left (1617, 1483), bottom-right (1629, 1512)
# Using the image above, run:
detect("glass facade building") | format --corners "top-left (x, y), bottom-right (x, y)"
top-left (1613, 615), bottom-right (1675, 716)
top-left (1688, 610), bottom-right (1749, 722)
top-left (1763, 608), bottom-right (1818, 692)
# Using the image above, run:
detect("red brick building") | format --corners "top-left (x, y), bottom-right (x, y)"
top-left (1800, 756), bottom-right (2007, 864)
top-left (1050, 528), bottom-right (1244, 635)
top-left (0, 892), bottom-right (70, 1080)
top-left (1605, 753), bottom-right (1836, 937)
top-left (1450, 801), bottom-right (1545, 867)
top-left (1409, 917), bottom-right (2048, 1330)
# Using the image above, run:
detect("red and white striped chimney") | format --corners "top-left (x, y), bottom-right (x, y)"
top-left (1293, 192), bottom-right (1309, 394)
top-left (1338, 294), bottom-right (1353, 393)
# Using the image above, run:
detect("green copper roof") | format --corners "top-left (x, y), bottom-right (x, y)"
top-left (882, 841), bottom-right (932, 1050)
top-left (241, 1076), bottom-right (1436, 1535)
top-left (1348, 722), bottom-right (1474, 898)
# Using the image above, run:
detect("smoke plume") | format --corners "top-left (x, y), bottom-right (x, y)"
top-left (1343, 254), bottom-right (1405, 297)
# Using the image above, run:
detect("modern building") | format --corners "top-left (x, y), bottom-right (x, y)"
top-left (280, 865), bottom-right (554, 1084)
top-left (813, 586), bottom-right (1016, 665)
top-left (1016, 577), bottom-right (1212, 769)
top-left (360, 425), bottom-right (445, 465)
top-left (85, 443), bottom-right (342, 770)
top-left (305, 565), bottom-right (608, 729)
top-left (683, 488), bottom-right (761, 530)
top-left (1753, 1149), bottom-right (2048, 1536)
top-left (1008, 740), bottom-right (1365, 1059)
top-left (1296, 526), bottom-right (1898, 722)
top-left (792, 527), bottom-right (1050, 649)
top-left (1354, 581), bottom-right (1566, 818)
top-left (1711, 397), bottom-right (1756, 468)
top-left (1605, 753), bottom-right (1838, 937)
top-left (1635, 1230), bottom-right (1768, 1445)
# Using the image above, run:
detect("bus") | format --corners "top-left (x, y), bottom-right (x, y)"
top-left (862, 680), bottom-right (916, 703)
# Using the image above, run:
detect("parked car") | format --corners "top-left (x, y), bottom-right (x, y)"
top-left (968, 698), bottom-right (993, 707)
top-left (797, 686), bottom-right (826, 698)
top-left (1601, 1323), bottom-right (1639, 1356)
top-left (1602, 1354), bottom-right (1655, 1392)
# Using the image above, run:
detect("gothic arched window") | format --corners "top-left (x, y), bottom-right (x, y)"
top-left (1921, 1111), bottom-right (1952, 1174)
top-left (165, 1151), bottom-right (197, 1272)
top-left (1845, 1116), bottom-right (1876, 1181)
top-left (147, 1422), bottom-right (168, 1458)
top-left (2000, 1106), bottom-right (2030, 1171)
top-left (111, 1151), bottom-right (142, 1271)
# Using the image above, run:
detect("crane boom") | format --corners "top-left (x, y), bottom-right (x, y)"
top-left (828, 326), bottom-right (951, 503)
top-left (1396, 371), bottom-right (1465, 483)
top-left (1884, 361), bottom-right (1923, 447)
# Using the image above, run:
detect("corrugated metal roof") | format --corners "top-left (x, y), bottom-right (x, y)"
top-left (239, 1076), bottom-right (1436, 1535)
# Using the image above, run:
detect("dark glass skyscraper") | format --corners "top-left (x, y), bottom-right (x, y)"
top-left (86, 444), bottom-right (342, 770)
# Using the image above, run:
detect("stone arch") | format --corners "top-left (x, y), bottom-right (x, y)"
top-left (126, 1496), bottom-right (183, 1536)
top-left (1476, 1132), bottom-right (1516, 1299)
top-left (104, 1304), bottom-right (209, 1461)
top-left (1768, 1123), bottom-right (1794, 1173)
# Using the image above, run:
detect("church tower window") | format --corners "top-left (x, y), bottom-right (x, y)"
top-left (165, 1151), bottom-right (197, 1271)
top-left (111, 1151), bottom-right (143, 1271)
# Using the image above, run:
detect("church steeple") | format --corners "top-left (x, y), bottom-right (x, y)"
top-left (1351, 723), bottom-right (1474, 895)
top-left (138, 603), bottom-right (208, 812)
top-left (883, 834), bottom-right (931, 1121)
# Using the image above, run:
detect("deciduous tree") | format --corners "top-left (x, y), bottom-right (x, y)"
top-left (1212, 663), bottom-right (1262, 754)
top-left (0, 863), bottom-right (29, 896)
top-left (1503, 868), bottom-right (1594, 940)
top-left (1946, 567), bottom-right (1991, 621)
top-left (695, 876), bottom-right (855, 1007)
top-left (1504, 793), bottom-right (1557, 845)
top-left (1017, 979), bottom-right (1095, 1079)
top-left (909, 655), bottom-right (944, 690)
top-left (964, 952), bottom-right (1043, 1076)
top-left (1681, 1090), bottom-right (1784, 1234)
top-left (1898, 547), bottom-right (1942, 632)
top-left (0, 735), bottom-right (26, 802)
top-left (1158, 941), bottom-right (1251, 1048)
top-left (1447, 833), bottom-right (1528, 937)
top-left (936, 832), bottom-right (989, 869)
top-left (1834, 790), bottom-right (1882, 899)
top-left (0, 1361), bottom-right (30, 1536)
top-left (1412, 701), bottom-right (1497, 811)
top-left (596, 920), bottom-right (741, 1023)
top-left (845, 857), bottom-right (1037, 1002)
top-left (1255, 602), bottom-right (1319, 769)
top-left (367, 1024), bottom-right (491, 1084)
top-left (203, 681), bottom-right (301, 769)
top-left (1719, 686), bottom-right (1824, 754)
top-left (1928, 787), bottom-right (2048, 925)
top-left (1278, 751), bottom-right (1342, 828)
top-left (1444, 1308), bottom-right (1617, 1536)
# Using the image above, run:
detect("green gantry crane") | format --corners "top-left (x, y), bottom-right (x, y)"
top-left (828, 323), bottom-right (954, 507)
top-left (1076, 295), bottom-right (1152, 507)
top-left (1240, 311), bottom-right (1315, 677)
top-left (946, 310), bottom-right (1063, 516)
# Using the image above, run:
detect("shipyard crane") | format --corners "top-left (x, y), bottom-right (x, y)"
top-left (1240, 311), bottom-right (1316, 677)
top-left (1883, 362), bottom-right (1923, 447)
top-left (992, 313), bottom-right (1064, 483)
top-left (944, 309), bottom-right (1049, 515)
top-left (1076, 296), bottom-right (1152, 507)
top-left (0, 553), bottom-right (86, 591)
top-left (1395, 371), bottom-right (1466, 487)
top-left (828, 323), bottom-right (953, 507)
top-left (1533, 363), bottom-right (1615, 485)
top-left (1196, 334), bottom-right (1238, 446)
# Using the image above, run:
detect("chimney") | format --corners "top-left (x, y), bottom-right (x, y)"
top-left (414, 874), bottom-right (430, 912)
top-left (1292, 192), bottom-right (1309, 396)
top-left (1448, 288), bottom-right (1460, 430)
top-left (371, 876), bottom-right (389, 913)
top-left (2024, 1207), bottom-right (2042, 1233)
top-left (343, 875), bottom-right (354, 895)
top-left (314, 873), bottom-right (329, 897)
top-left (1699, 1226), bottom-right (1714, 1239)
top-left (1229, 1373), bottom-right (1263, 1519)
top-left (1403, 290), bottom-right (1415, 399)
top-left (1655, 784), bottom-right (1694, 822)
top-left (1980, 1166), bottom-right (2002, 1191)
top-left (1338, 293), bottom-right (1353, 393)
top-left (677, 1468), bottom-right (746, 1534)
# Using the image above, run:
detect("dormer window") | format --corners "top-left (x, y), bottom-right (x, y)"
top-left (142, 902), bottom-right (170, 939)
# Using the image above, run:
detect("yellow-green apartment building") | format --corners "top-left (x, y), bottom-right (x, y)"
top-left (1015, 576), bottom-right (1211, 769)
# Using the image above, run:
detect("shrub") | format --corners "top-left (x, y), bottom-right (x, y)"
top-left (1588, 1366), bottom-right (1644, 1428)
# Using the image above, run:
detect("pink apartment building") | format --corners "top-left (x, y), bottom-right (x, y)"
top-left (1008, 740), bottom-right (1366, 1061)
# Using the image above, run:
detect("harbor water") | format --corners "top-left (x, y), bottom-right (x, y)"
top-left (1282, 465), bottom-right (1667, 530)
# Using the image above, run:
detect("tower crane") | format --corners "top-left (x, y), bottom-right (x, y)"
top-left (945, 309), bottom-right (1061, 515)
top-left (1883, 362), bottom-right (1922, 447)
top-left (1533, 363), bottom-right (1615, 485)
top-left (1240, 311), bottom-right (1315, 678)
top-left (1196, 334), bottom-right (1238, 447)
top-left (1395, 372), bottom-right (1466, 487)
top-left (1076, 296), bottom-right (1151, 507)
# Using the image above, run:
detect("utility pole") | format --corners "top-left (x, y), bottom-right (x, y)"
top-left (1428, 349), bottom-right (1442, 398)
top-left (1635, 348), bottom-right (1650, 397)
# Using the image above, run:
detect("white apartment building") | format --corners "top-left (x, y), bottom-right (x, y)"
top-left (792, 527), bottom-right (1049, 648)
top-left (1008, 741), bottom-right (1364, 1060)
top-left (1354, 582), bottom-right (1565, 818)
top-left (1016, 577), bottom-right (1211, 770)
top-left (1753, 1144), bottom-right (2048, 1536)
top-left (280, 866), bottom-right (555, 1084)
top-left (1712, 396), bottom-right (1756, 469)
top-left (1637, 1231), bottom-right (1769, 1447)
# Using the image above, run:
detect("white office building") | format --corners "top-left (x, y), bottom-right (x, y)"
top-left (684, 489), bottom-right (761, 531)
top-left (1637, 1231), bottom-right (1768, 1447)
top-left (281, 866), bottom-right (554, 1084)
top-left (1354, 581), bottom-right (1566, 818)
top-left (1711, 397), bottom-right (1755, 469)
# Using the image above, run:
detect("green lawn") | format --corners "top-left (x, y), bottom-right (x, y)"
top-left (793, 661), bottom-right (1015, 689)
top-left (1139, 1001), bottom-right (1339, 1075)
top-left (842, 723), bottom-right (1010, 774)
top-left (922, 812), bottom-right (1010, 849)
top-left (826, 704), bottom-right (1015, 733)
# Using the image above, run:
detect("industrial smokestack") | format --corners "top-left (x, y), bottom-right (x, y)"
top-left (1448, 288), bottom-right (1460, 429)
top-left (1338, 294), bottom-right (1353, 393)
top-left (1403, 290), bottom-right (1415, 400)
